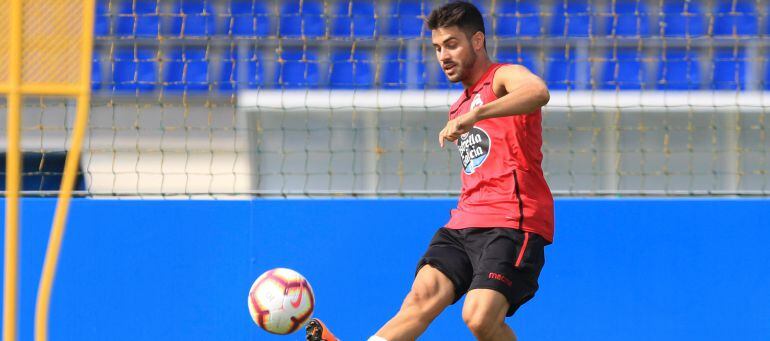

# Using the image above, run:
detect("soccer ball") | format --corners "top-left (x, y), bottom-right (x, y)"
top-left (247, 268), bottom-right (315, 335)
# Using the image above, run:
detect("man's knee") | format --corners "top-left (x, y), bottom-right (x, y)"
top-left (462, 305), bottom-right (502, 339)
top-left (399, 266), bottom-right (454, 320)
top-left (462, 290), bottom-right (508, 339)
top-left (400, 287), bottom-right (445, 321)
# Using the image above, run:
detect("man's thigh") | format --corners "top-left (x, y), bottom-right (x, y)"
top-left (407, 265), bottom-right (456, 313)
top-left (465, 228), bottom-right (547, 317)
top-left (415, 228), bottom-right (474, 304)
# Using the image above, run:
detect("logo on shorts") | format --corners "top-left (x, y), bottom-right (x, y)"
top-left (458, 126), bottom-right (491, 175)
top-left (488, 272), bottom-right (512, 287)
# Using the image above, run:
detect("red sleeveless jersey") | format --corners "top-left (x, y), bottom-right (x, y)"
top-left (444, 63), bottom-right (554, 242)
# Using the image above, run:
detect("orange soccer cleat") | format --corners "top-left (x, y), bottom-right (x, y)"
top-left (305, 318), bottom-right (339, 341)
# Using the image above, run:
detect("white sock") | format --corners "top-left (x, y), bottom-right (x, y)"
top-left (367, 336), bottom-right (388, 341)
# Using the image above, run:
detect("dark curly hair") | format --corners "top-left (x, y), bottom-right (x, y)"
top-left (426, 1), bottom-right (486, 44)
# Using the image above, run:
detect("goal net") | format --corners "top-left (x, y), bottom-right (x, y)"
top-left (2, 0), bottom-right (768, 197)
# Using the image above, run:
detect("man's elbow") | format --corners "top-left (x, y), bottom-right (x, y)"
top-left (532, 82), bottom-right (550, 107)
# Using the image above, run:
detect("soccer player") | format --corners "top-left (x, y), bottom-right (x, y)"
top-left (307, 1), bottom-right (553, 340)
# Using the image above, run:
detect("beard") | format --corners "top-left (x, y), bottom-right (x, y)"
top-left (446, 49), bottom-right (477, 83)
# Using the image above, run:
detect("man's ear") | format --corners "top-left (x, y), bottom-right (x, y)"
top-left (472, 31), bottom-right (485, 51)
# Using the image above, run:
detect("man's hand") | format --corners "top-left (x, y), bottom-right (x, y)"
top-left (439, 109), bottom-right (480, 148)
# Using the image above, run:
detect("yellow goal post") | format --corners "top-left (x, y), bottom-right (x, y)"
top-left (1, 1), bottom-right (95, 340)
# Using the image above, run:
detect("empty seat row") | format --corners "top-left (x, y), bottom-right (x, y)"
top-left (92, 47), bottom-right (770, 91)
top-left (95, 0), bottom-right (770, 38)
top-left (96, 47), bottom-right (456, 91)
top-left (542, 48), bottom-right (757, 90)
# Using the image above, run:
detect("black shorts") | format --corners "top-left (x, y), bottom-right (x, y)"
top-left (416, 227), bottom-right (548, 317)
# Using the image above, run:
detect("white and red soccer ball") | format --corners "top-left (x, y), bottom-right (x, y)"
top-left (247, 268), bottom-right (315, 335)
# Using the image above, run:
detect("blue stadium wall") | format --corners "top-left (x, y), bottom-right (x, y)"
top-left (1, 198), bottom-right (769, 340)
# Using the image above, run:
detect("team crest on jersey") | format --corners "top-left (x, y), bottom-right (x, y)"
top-left (470, 93), bottom-right (483, 110)
top-left (458, 126), bottom-right (491, 175)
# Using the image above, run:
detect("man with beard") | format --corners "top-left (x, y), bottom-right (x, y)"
top-left (307, 2), bottom-right (553, 340)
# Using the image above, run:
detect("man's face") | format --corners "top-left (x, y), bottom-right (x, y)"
top-left (431, 26), bottom-right (478, 83)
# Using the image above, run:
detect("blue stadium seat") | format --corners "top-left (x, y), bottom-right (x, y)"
top-left (495, 1), bottom-right (541, 37)
top-left (381, 48), bottom-right (425, 89)
top-left (219, 48), bottom-right (263, 91)
top-left (95, 0), bottom-right (110, 36)
top-left (163, 1), bottom-right (216, 37)
top-left (278, 0), bottom-right (325, 37)
top-left (227, 0), bottom-right (273, 36)
top-left (385, 1), bottom-right (430, 37)
top-left (495, 48), bottom-right (538, 74)
top-left (117, 0), bottom-right (158, 37)
top-left (112, 47), bottom-right (157, 92)
top-left (380, 47), bottom-right (407, 89)
top-left (218, 48), bottom-right (238, 91)
top-left (759, 1), bottom-right (770, 35)
top-left (714, 0), bottom-right (758, 36)
top-left (329, 48), bottom-right (374, 88)
top-left (713, 49), bottom-right (747, 90)
top-left (92, 55), bottom-right (102, 90)
top-left (656, 49), bottom-right (701, 90)
top-left (164, 47), bottom-right (209, 92)
top-left (601, 49), bottom-right (647, 89)
top-left (545, 47), bottom-right (581, 90)
top-left (659, 1), bottom-right (705, 37)
top-left (274, 48), bottom-right (320, 88)
top-left (765, 55), bottom-right (770, 90)
top-left (333, 0), bottom-right (377, 38)
top-left (381, 49), bottom-right (407, 89)
top-left (603, 0), bottom-right (650, 36)
top-left (550, 0), bottom-right (591, 37)
top-left (474, 0), bottom-right (493, 15)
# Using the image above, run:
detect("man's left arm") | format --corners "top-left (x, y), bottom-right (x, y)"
top-left (476, 64), bottom-right (550, 120)
top-left (439, 65), bottom-right (550, 147)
